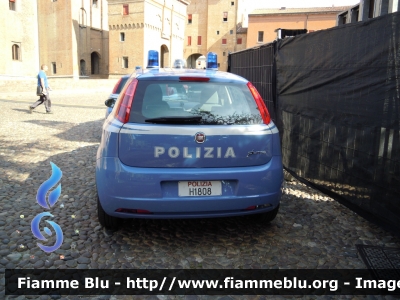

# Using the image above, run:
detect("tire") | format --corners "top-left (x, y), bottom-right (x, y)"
top-left (97, 196), bottom-right (121, 230)
top-left (252, 205), bottom-right (279, 223)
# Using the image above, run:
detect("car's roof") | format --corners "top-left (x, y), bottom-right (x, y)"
top-left (133, 68), bottom-right (248, 84)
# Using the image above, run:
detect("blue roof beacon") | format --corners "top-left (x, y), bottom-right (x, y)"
top-left (206, 52), bottom-right (218, 70)
top-left (147, 50), bottom-right (159, 69)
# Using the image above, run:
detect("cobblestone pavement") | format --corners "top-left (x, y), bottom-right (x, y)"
top-left (0, 88), bottom-right (399, 300)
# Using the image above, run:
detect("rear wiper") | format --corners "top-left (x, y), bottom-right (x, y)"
top-left (145, 116), bottom-right (202, 124)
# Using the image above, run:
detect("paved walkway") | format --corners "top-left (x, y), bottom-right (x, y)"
top-left (0, 87), bottom-right (112, 109)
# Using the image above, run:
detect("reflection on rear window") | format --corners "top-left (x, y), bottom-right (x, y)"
top-left (129, 81), bottom-right (262, 125)
top-left (115, 77), bottom-right (129, 94)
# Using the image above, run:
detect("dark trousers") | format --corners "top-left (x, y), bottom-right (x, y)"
top-left (31, 91), bottom-right (51, 112)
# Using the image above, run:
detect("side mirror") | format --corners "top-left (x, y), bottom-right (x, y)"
top-left (105, 98), bottom-right (116, 108)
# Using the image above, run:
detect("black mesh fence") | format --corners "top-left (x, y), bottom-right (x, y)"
top-left (229, 11), bottom-right (400, 232)
top-left (228, 42), bottom-right (277, 121)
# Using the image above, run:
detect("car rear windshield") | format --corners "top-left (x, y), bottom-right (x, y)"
top-left (128, 80), bottom-right (263, 125)
top-left (115, 77), bottom-right (129, 94)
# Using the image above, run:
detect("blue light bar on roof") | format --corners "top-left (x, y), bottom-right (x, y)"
top-left (147, 50), bottom-right (159, 69)
top-left (206, 52), bottom-right (218, 70)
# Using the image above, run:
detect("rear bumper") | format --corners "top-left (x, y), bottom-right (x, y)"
top-left (96, 156), bottom-right (283, 219)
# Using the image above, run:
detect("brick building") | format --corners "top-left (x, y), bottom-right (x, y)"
top-left (1, 0), bottom-right (40, 78)
top-left (184, 0), bottom-right (246, 71)
top-left (38, 0), bottom-right (109, 78)
top-left (235, 22), bottom-right (248, 53)
top-left (1, 0), bottom-right (109, 79)
top-left (337, 0), bottom-right (399, 25)
top-left (2, 0), bottom-right (245, 78)
top-left (108, 0), bottom-right (189, 77)
top-left (247, 7), bottom-right (351, 48)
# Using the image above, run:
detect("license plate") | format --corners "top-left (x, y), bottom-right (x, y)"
top-left (178, 181), bottom-right (222, 197)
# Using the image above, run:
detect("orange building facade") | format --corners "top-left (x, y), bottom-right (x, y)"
top-left (247, 7), bottom-right (351, 48)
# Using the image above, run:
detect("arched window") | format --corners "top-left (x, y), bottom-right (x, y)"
top-left (80, 59), bottom-right (86, 75)
top-left (12, 44), bottom-right (20, 60)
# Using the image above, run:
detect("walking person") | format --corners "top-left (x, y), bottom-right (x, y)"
top-left (29, 64), bottom-right (52, 114)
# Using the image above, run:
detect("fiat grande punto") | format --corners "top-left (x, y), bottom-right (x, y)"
top-left (96, 52), bottom-right (283, 229)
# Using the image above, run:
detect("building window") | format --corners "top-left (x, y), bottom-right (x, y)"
top-left (338, 13), bottom-right (348, 25)
top-left (258, 31), bottom-right (264, 43)
top-left (9, 0), bottom-right (16, 11)
top-left (351, 7), bottom-right (359, 22)
top-left (222, 39), bottom-right (227, 45)
top-left (120, 32), bottom-right (125, 41)
top-left (237, 38), bottom-right (242, 44)
top-left (80, 59), bottom-right (86, 75)
top-left (230, 30), bottom-right (233, 35)
top-left (188, 14), bottom-right (192, 24)
top-left (12, 44), bottom-right (20, 60)
top-left (223, 52), bottom-right (226, 56)
top-left (197, 36), bottom-right (201, 45)
top-left (93, 0), bottom-right (98, 8)
top-left (187, 36), bottom-right (191, 46)
top-left (223, 12), bottom-right (228, 22)
top-left (217, 30), bottom-right (219, 35)
top-left (123, 4), bottom-right (129, 15)
top-left (122, 57), bottom-right (128, 68)
top-left (369, 0), bottom-right (375, 18)
top-left (51, 62), bottom-right (57, 74)
top-left (231, 1), bottom-right (234, 5)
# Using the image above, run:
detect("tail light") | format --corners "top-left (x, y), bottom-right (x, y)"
top-left (115, 78), bottom-right (138, 123)
top-left (136, 209), bottom-right (152, 214)
top-left (112, 77), bottom-right (122, 94)
top-left (115, 208), bottom-right (137, 213)
top-left (247, 82), bottom-right (271, 125)
top-left (115, 208), bottom-right (152, 214)
top-left (243, 204), bottom-right (272, 211)
top-left (244, 205), bottom-right (256, 210)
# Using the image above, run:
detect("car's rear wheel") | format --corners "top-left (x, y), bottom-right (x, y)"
top-left (252, 205), bottom-right (279, 223)
top-left (97, 196), bottom-right (121, 230)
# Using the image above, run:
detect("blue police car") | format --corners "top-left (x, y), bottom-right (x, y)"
top-left (96, 51), bottom-right (283, 229)
top-left (104, 74), bottom-right (130, 119)
top-left (105, 66), bottom-right (142, 119)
